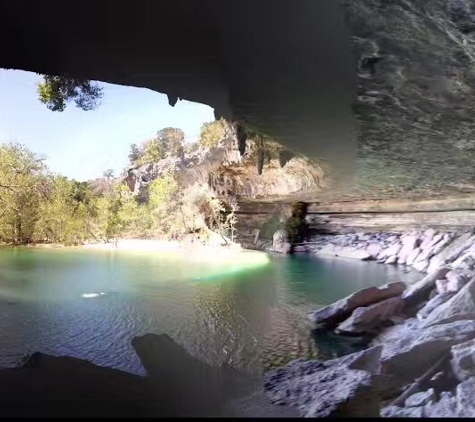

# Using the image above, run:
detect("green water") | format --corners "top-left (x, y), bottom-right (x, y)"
top-left (0, 247), bottom-right (420, 375)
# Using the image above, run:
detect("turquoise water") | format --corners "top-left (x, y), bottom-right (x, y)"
top-left (0, 247), bottom-right (420, 375)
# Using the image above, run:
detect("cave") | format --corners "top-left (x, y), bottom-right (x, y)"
top-left (0, 0), bottom-right (357, 198)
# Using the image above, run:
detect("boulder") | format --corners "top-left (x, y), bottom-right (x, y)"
top-left (428, 232), bottom-right (475, 272)
top-left (412, 258), bottom-right (430, 272)
top-left (416, 292), bottom-right (456, 321)
top-left (418, 234), bottom-right (442, 258)
top-left (406, 247), bottom-right (421, 266)
top-left (316, 244), bottom-right (371, 260)
top-left (421, 278), bottom-right (475, 328)
top-left (451, 251), bottom-right (475, 271)
top-left (451, 338), bottom-right (475, 382)
top-left (264, 347), bottom-right (381, 417)
top-left (366, 243), bottom-right (382, 259)
top-left (373, 319), bottom-right (475, 384)
top-left (397, 235), bottom-right (419, 264)
top-left (336, 296), bottom-right (404, 334)
top-left (272, 230), bottom-right (291, 254)
top-left (419, 231), bottom-right (435, 252)
top-left (309, 282), bottom-right (406, 327)
top-left (381, 405), bottom-right (423, 417)
top-left (384, 255), bottom-right (398, 265)
top-left (455, 376), bottom-right (475, 417)
top-left (446, 269), bottom-right (472, 293)
top-left (423, 391), bottom-right (458, 417)
top-left (435, 279), bottom-right (449, 295)
top-left (402, 267), bottom-right (451, 306)
top-left (405, 388), bottom-right (435, 408)
top-left (378, 242), bottom-right (402, 261)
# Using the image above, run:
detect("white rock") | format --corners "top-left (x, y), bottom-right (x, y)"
top-left (447, 270), bottom-right (472, 293)
top-left (427, 232), bottom-right (475, 274)
top-left (375, 319), bottom-right (475, 386)
top-left (272, 230), bottom-right (291, 254)
top-left (385, 255), bottom-right (398, 265)
top-left (264, 348), bottom-right (381, 417)
top-left (309, 282), bottom-right (406, 326)
top-left (378, 242), bottom-right (402, 260)
top-left (455, 377), bottom-right (475, 417)
top-left (406, 247), bottom-right (421, 266)
top-left (381, 405), bottom-right (423, 417)
top-left (317, 245), bottom-right (371, 261)
top-left (452, 251), bottom-right (475, 271)
top-left (405, 388), bottom-right (435, 408)
top-left (451, 338), bottom-right (475, 382)
top-left (413, 258), bottom-right (430, 272)
top-left (418, 234), bottom-right (445, 262)
top-left (336, 296), bottom-right (404, 334)
top-left (402, 267), bottom-right (451, 305)
top-left (423, 391), bottom-right (457, 417)
top-left (436, 279), bottom-right (449, 295)
top-left (366, 243), bottom-right (382, 259)
top-left (421, 278), bottom-right (475, 328)
top-left (417, 292), bottom-right (456, 321)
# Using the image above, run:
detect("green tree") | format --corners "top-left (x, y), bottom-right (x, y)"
top-left (36, 176), bottom-right (78, 244)
top-left (0, 143), bottom-right (47, 244)
top-left (156, 127), bottom-right (185, 158)
top-left (37, 75), bottom-right (103, 112)
top-left (199, 119), bottom-right (227, 148)
top-left (141, 138), bottom-right (166, 164)
top-left (128, 143), bottom-right (143, 165)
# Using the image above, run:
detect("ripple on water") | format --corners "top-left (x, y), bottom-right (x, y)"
top-left (0, 248), bottom-right (419, 378)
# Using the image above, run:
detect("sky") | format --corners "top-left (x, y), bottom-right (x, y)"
top-left (0, 70), bottom-right (215, 181)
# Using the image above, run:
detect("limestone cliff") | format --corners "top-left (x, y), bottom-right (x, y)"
top-left (343, 0), bottom-right (475, 202)
top-left (123, 131), bottom-right (323, 203)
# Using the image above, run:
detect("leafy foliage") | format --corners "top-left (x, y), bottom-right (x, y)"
top-left (199, 119), bottom-right (227, 149)
top-left (37, 75), bottom-right (103, 112)
top-left (0, 142), bottom-right (238, 245)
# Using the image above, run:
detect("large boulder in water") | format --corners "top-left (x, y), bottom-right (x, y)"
top-left (264, 347), bottom-right (381, 417)
top-left (272, 229), bottom-right (291, 254)
top-left (308, 282), bottom-right (406, 327)
top-left (336, 296), bottom-right (404, 334)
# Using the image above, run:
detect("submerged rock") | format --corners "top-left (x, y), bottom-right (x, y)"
top-left (421, 278), bottom-right (475, 328)
top-left (336, 296), bottom-right (404, 334)
top-left (308, 282), bottom-right (406, 327)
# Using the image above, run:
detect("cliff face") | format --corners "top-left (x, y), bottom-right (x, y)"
top-left (123, 136), bottom-right (323, 203)
top-left (342, 0), bottom-right (475, 202)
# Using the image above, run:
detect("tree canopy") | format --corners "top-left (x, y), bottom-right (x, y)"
top-left (37, 75), bottom-right (103, 112)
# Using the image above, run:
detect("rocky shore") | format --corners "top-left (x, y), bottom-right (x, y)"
top-left (266, 227), bottom-right (475, 417)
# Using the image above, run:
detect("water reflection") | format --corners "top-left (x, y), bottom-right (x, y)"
top-left (0, 247), bottom-right (420, 376)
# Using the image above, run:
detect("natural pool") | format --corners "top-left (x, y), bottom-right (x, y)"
top-left (0, 247), bottom-right (421, 375)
